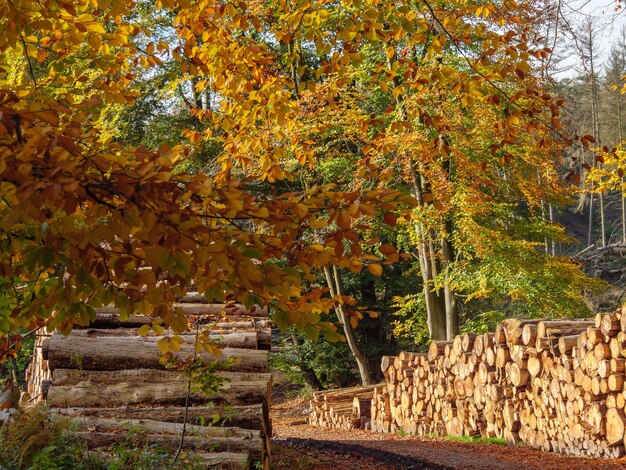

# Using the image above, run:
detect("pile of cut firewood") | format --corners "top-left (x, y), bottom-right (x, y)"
top-left (370, 311), bottom-right (626, 458)
top-left (309, 309), bottom-right (626, 459)
top-left (308, 385), bottom-right (376, 430)
top-left (25, 296), bottom-right (272, 469)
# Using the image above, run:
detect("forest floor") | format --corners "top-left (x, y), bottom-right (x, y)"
top-left (270, 398), bottom-right (626, 470)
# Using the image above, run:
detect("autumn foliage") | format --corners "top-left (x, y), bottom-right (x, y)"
top-left (0, 0), bottom-right (597, 362)
top-left (0, 0), bottom-right (411, 348)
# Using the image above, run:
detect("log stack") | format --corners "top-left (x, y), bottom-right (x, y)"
top-left (367, 312), bottom-right (626, 458)
top-left (308, 385), bottom-right (377, 430)
top-left (25, 297), bottom-right (272, 469)
top-left (309, 309), bottom-right (626, 459)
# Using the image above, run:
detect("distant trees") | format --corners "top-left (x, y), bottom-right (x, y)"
top-left (548, 4), bottom-right (626, 249)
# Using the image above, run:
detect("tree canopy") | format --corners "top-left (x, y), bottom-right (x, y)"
top-left (0, 0), bottom-right (601, 366)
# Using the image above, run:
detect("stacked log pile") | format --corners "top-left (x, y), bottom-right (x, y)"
top-left (309, 310), bottom-right (626, 459)
top-left (24, 333), bottom-right (52, 402)
top-left (368, 312), bottom-right (626, 458)
top-left (25, 297), bottom-right (272, 469)
top-left (308, 385), bottom-right (377, 430)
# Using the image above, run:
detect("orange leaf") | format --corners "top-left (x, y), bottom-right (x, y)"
top-left (367, 264), bottom-right (382, 276)
top-left (383, 212), bottom-right (397, 226)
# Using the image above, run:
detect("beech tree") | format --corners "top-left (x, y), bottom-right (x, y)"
top-left (303, 0), bottom-right (597, 339)
top-left (0, 0), bottom-right (412, 357)
top-left (0, 0), bottom-right (598, 369)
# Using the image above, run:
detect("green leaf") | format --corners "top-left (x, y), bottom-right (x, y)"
top-left (243, 247), bottom-right (263, 258)
top-left (302, 324), bottom-right (320, 341)
top-left (323, 330), bottom-right (345, 343)
top-left (272, 311), bottom-right (289, 331)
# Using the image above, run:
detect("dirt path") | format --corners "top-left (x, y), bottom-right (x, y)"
top-left (271, 399), bottom-right (626, 470)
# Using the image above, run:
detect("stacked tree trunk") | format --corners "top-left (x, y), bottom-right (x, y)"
top-left (25, 297), bottom-right (272, 469)
top-left (308, 385), bottom-right (377, 430)
top-left (24, 333), bottom-right (52, 402)
top-left (365, 312), bottom-right (626, 458)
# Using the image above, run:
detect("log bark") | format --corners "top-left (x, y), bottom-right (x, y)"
top-left (46, 369), bottom-right (272, 408)
top-left (51, 404), bottom-right (265, 430)
top-left (86, 450), bottom-right (249, 469)
top-left (536, 320), bottom-right (594, 338)
top-left (51, 330), bottom-right (260, 350)
top-left (87, 314), bottom-right (269, 330)
top-left (73, 430), bottom-right (262, 459)
top-left (95, 303), bottom-right (268, 317)
top-left (43, 335), bottom-right (268, 372)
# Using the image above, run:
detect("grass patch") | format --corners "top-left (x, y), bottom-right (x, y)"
top-left (396, 430), bottom-right (507, 446)
top-left (441, 435), bottom-right (507, 446)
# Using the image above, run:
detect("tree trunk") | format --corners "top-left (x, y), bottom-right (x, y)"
top-left (588, 186), bottom-right (594, 247)
top-left (619, 93), bottom-right (625, 243)
top-left (599, 190), bottom-right (606, 247)
top-left (408, 159), bottom-right (453, 340)
top-left (587, 22), bottom-right (604, 248)
top-left (442, 228), bottom-right (458, 341)
top-left (51, 404), bottom-right (265, 430)
top-left (427, 292), bottom-right (448, 341)
top-left (548, 202), bottom-right (556, 256)
top-left (43, 335), bottom-right (268, 373)
top-left (46, 369), bottom-right (272, 407)
top-left (57, 329), bottom-right (261, 349)
top-left (324, 265), bottom-right (373, 385)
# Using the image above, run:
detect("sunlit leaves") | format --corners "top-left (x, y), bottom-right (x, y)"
top-left (367, 263), bottom-right (383, 276)
top-left (0, 0), bottom-right (581, 355)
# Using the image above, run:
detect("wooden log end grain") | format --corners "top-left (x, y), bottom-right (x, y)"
top-left (606, 408), bottom-right (626, 446)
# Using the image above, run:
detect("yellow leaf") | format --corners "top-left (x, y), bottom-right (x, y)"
top-left (169, 335), bottom-right (183, 351)
top-left (170, 313), bottom-right (188, 332)
top-left (202, 342), bottom-right (222, 355)
top-left (86, 23), bottom-right (106, 34)
top-left (138, 324), bottom-right (150, 336)
top-left (157, 338), bottom-right (169, 355)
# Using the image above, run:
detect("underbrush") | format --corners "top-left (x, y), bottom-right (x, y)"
top-left (269, 442), bottom-right (314, 470)
top-left (0, 404), bottom-right (208, 469)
